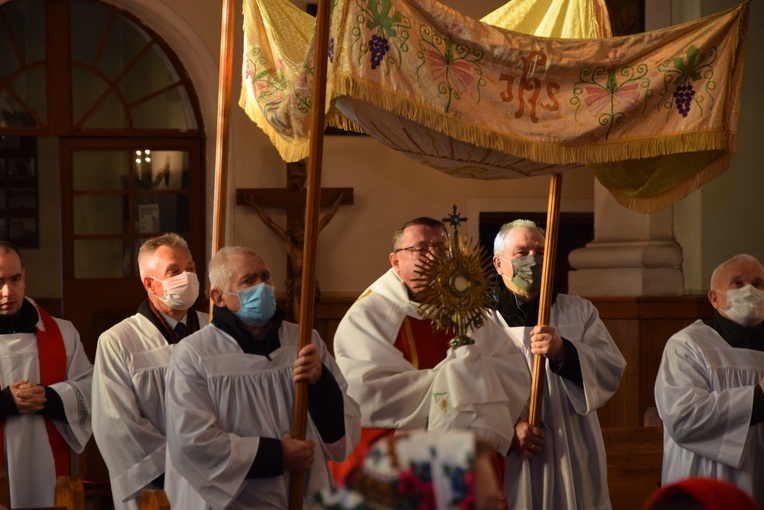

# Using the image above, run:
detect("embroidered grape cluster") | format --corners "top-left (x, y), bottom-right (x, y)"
top-left (673, 83), bottom-right (696, 118)
top-left (328, 38), bottom-right (334, 63)
top-left (369, 34), bottom-right (390, 70)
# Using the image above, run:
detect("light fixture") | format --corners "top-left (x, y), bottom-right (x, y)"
top-left (135, 149), bottom-right (152, 180)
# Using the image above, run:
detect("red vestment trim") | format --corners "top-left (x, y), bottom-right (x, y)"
top-left (394, 316), bottom-right (451, 370)
top-left (36, 305), bottom-right (70, 477)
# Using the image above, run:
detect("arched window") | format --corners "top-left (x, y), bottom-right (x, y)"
top-left (0, 0), bottom-right (200, 132)
top-left (0, 0), bottom-right (206, 358)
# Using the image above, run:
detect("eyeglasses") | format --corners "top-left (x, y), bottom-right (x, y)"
top-left (394, 242), bottom-right (444, 256)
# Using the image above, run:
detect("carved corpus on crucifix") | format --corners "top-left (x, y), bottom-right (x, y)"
top-left (236, 160), bottom-right (354, 321)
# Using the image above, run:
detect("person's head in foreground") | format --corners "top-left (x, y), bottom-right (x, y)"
top-left (314, 430), bottom-right (505, 510)
top-left (643, 477), bottom-right (758, 510)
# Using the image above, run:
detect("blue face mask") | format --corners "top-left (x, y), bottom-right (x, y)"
top-left (233, 283), bottom-right (277, 327)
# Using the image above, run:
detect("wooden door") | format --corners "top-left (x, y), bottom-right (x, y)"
top-left (60, 137), bottom-right (206, 361)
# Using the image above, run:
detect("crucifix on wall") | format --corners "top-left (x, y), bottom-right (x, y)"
top-left (236, 160), bottom-right (354, 321)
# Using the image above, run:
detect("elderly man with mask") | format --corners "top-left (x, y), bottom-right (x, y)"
top-left (655, 253), bottom-right (764, 507)
top-left (485, 219), bottom-right (626, 510)
top-left (164, 246), bottom-right (360, 510)
top-left (92, 233), bottom-right (207, 510)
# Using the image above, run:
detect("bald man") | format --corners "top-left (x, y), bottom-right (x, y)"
top-left (655, 253), bottom-right (764, 507)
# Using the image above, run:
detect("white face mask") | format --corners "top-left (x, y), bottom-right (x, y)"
top-left (720, 284), bottom-right (764, 327)
top-left (152, 271), bottom-right (199, 311)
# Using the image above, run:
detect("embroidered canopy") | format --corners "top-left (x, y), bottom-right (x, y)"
top-left (239, 0), bottom-right (748, 212)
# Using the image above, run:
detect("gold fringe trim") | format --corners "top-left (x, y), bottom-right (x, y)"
top-left (327, 110), bottom-right (366, 133)
top-left (329, 72), bottom-right (736, 165)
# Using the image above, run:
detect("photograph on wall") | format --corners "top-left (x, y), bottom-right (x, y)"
top-left (139, 203), bottom-right (160, 234)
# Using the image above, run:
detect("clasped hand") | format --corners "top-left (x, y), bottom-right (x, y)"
top-left (10, 378), bottom-right (46, 414)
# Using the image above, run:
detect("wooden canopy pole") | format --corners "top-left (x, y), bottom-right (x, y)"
top-left (289, 0), bottom-right (333, 506)
top-left (211, 0), bottom-right (235, 257)
top-left (209, 0), bottom-right (235, 318)
top-left (528, 173), bottom-right (563, 427)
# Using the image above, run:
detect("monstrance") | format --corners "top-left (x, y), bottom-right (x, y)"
top-left (415, 205), bottom-right (498, 348)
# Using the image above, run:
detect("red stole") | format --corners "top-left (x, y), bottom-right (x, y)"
top-left (37, 306), bottom-right (70, 476)
top-left (0, 305), bottom-right (69, 476)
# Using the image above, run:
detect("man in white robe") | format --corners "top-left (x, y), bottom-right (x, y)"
top-left (655, 253), bottom-right (764, 507)
top-left (334, 217), bottom-right (530, 482)
top-left (334, 218), bottom-right (453, 434)
top-left (0, 241), bottom-right (93, 508)
top-left (165, 246), bottom-right (360, 510)
top-left (489, 220), bottom-right (626, 510)
top-left (92, 233), bottom-right (208, 510)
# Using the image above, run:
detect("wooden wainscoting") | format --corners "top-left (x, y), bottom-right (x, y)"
top-left (593, 296), bottom-right (713, 428)
top-left (602, 426), bottom-right (664, 510)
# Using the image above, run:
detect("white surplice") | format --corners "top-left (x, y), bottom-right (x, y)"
top-left (0, 298), bottom-right (93, 508)
top-left (92, 309), bottom-right (208, 510)
top-left (491, 294), bottom-right (626, 510)
top-left (655, 320), bottom-right (764, 507)
top-left (164, 321), bottom-right (361, 510)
